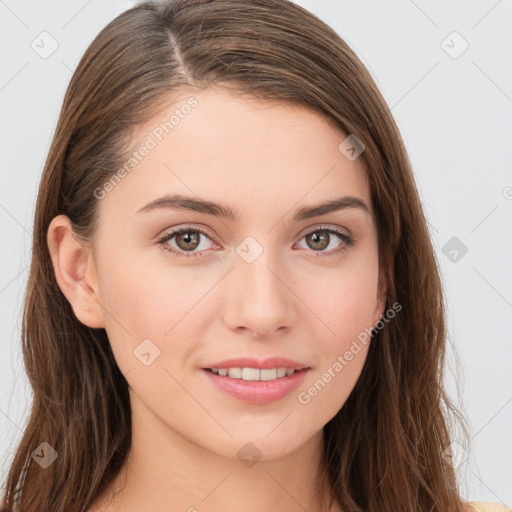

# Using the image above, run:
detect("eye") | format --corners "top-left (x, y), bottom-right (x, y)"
top-left (157, 224), bottom-right (354, 259)
top-left (157, 227), bottom-right (217, 258)
top-left (295, 226), bottom-right (354, 257)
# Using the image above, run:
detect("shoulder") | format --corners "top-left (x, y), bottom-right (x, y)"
top-left (466, 501), bottom-right (512, 512)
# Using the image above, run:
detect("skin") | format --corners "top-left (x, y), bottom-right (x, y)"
top-left (48, 87), bottom-right (387, 512)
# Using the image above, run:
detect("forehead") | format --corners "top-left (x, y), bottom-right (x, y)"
top-left (100, 87), bottom-right (371, 221)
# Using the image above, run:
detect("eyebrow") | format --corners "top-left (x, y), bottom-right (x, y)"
top-left (135, 194), bottom-right (370, 222)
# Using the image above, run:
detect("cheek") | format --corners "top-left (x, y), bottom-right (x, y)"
top-left (98, 242), bottom-right (198, 329)
top-left (93, 248), bottom-right (171, 357)
top-left (292, 252), bottom-right (378, 419)
top-left (305, 254), bottom-right (380, 348)
top-left (95, 247), bottom-right (215, 371)
top-left (296, 268), bottom-right (376, 420)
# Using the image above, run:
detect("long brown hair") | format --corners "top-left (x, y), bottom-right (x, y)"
top-left (1, 1), bottom-right (473, 510)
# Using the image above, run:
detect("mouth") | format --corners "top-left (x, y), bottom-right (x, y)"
top-left (201, 365), bottom-right (311, 405)
top-left (203, 366), bottom-right (309, 381)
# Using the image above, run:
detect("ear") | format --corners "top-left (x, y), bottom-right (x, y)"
top-left (371, 269), bottom-right (388, 328)
top-left (47, 215), bottom-right (105, 328)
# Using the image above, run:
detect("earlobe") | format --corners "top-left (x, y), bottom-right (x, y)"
top-left (47, 215), bottom-right (105, 328)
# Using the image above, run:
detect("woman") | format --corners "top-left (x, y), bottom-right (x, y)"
top-left (0, 1), bottom-right (508, 511)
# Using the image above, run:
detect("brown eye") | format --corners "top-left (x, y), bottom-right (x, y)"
top-left (296, 226), bottom-right (353, 257)
top-left (175, 230), bottom-right (201, 251)
top-left (157, 227), bottom-right (215, 258)
top-left (305, 230), bottom-right (330, 251)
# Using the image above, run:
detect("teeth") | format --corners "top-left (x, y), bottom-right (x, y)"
top-left (228, 367), bottom-right (242, 379)
top-left (260, 369), bottom-right (277, 381)
top-left (209, 367), bottom-right (299, 381)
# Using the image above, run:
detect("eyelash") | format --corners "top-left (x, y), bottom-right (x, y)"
top-left (156, 225), bottom-right (354, 259)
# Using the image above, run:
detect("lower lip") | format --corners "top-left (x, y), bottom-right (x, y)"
top-left (202, 368), bottom-right (309, 405)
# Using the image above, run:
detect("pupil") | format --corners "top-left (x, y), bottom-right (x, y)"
top-left (309, 231), bottom-right (328, 250)
top-left (179, 231), bottom-right (199, 250)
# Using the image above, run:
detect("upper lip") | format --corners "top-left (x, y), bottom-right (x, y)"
top-left (203, 357), bottom-right (310, 370)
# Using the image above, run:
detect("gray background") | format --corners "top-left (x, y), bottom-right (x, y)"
top-left (1, 0), bottom-right (511, 505)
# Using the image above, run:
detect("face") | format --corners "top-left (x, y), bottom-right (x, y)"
top-left (79, 87), bottom-right (385, 461)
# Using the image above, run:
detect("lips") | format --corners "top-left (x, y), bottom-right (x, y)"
top-left (202, 357), bottom-right (310, 371)
top-left (202, 367), bottom-right (310, 405)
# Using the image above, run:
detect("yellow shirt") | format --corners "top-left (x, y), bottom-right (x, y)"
top-left (466, 502), bottom-right (512, 512)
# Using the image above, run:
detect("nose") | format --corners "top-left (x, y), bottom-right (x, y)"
top-left (222, 248), bottom-right (297, 338)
